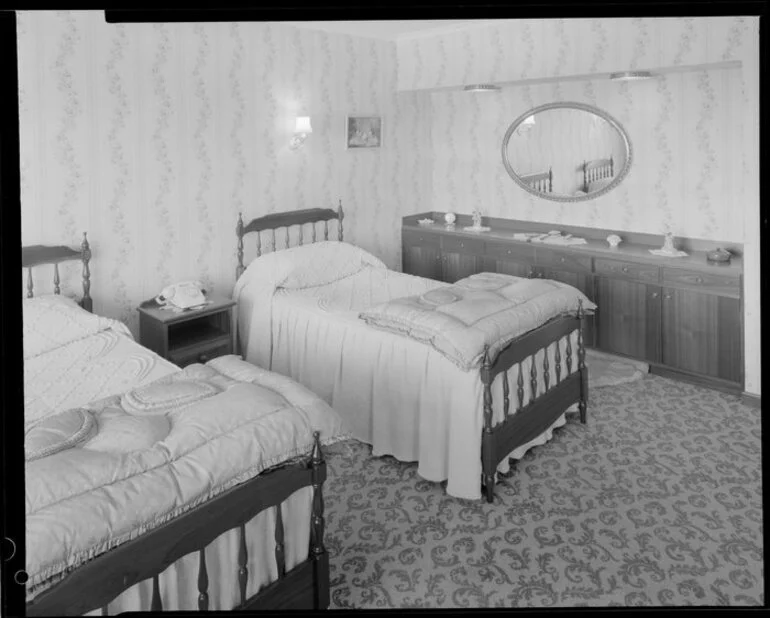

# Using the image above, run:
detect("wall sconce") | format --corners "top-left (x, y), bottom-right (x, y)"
top-left (289, 116), bottom-right (312, 150)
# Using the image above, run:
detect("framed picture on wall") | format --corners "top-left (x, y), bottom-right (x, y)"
top-left (346, 115), bottom-right (382, 149)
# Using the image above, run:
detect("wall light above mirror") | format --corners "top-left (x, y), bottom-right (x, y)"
top-left (501, 102), bottom-right (632, 203)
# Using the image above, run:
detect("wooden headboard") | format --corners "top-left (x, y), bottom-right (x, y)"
top-left (582, 156), bottom-right (614, 192)
top-left (235, 201), bottom-right (344, 280)
top-left (521, 168), bottom-right (553, 193)
top-left (22, 233), bottom-right (93, 312)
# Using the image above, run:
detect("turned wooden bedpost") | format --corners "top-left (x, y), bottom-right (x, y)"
top-left (337, 199), bottom-right (344, 242)
top-left (236, 213), bottom-right (245, 280)
top-left (80, 233), bottom-right (93, 313)
top-left (480, 346), bottom-right (496, 504)
top-left (309, 431), bottom-right (329, 608)
top-left (577, 299), bottom-right (588, 424)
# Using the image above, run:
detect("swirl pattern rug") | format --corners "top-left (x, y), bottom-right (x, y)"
top-left (323, 374), bottom-right (762, 608)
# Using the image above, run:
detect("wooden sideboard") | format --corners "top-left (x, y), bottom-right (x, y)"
top-left (402, 213), bottom-right (744, 393)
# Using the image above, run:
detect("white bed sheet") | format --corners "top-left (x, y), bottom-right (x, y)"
top-left (241, 267), bottom-right (577, 500)
top-left (24, 329), bottom-right (317, 614)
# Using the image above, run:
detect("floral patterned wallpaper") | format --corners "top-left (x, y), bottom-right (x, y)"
top-left (18, 11), bottom-right (429, 330)
top-left (17, 13), bottom-right (759, 394)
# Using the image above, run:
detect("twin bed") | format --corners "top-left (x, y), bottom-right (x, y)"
top-left (22, 240), bottom-right (343, 615)
top-left (23, 206), bottom-right (593, 614)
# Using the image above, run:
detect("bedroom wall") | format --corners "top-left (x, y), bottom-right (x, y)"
top-left (397, 16), bottom-right (761, 395)
top-left (18, 10), bottom-right (430, 333)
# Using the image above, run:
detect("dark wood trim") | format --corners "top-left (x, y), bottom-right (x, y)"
top-left (236, 202), bottom-right (344, 279)
top-left (649, 364), bottom-right (742, 394)
top-left (26, 437), bottom-right (328, 616)
top-left (741, 392), bottom-right (761, 408)
top-left (242, 207), bottom-right (341, 237)
top-left (403, 212), bottom-right (745, 258)
top-left (482, 314), bottom-right (581, 380)
top-left (22, 234), bottom-right (92, 312)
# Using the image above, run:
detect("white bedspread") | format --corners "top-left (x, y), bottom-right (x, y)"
top-left (26, 355), bottom-right (346, 601)
top-left (235, 247), bottom-right (578, 500)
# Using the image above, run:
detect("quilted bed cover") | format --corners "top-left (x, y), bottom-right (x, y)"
top-left (234, 242), bottom-right (583, 500)
top-left (23, 296), bottom-right (346, 612)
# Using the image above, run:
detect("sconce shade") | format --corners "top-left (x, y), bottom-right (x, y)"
top-left (295, 116), bottom-right (312, 133)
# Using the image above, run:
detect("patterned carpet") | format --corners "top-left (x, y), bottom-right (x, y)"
top-left (322, 374), bottom-right (763, 608)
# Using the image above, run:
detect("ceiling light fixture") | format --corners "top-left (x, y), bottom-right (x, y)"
top-left (463, 84), bottom-right (501, 92)
top-left (609, 70), bottom-right (654, 81)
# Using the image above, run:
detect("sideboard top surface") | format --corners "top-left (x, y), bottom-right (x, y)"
top-left (403, 212), bottom-right (743, 276)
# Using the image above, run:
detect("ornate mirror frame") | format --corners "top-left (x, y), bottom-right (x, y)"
top-left (501, 101), bottom-right (633, 203)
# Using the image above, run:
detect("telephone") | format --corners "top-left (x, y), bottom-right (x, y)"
top-left (155, 280), bottom-right (208, 311)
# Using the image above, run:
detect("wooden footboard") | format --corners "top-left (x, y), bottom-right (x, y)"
top-left (480, 301), bottom-right (588, 503)
top-left (25, 433), bottom-right (329, 615)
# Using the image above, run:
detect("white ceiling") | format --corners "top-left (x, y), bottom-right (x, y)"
top-left (282, 20), bottom-right (496, 41)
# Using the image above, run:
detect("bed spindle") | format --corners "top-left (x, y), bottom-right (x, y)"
top-left (530, 353), bottom-right (538, 401)
top-left (517, 363), bottom-right (524, 409)
top-left (285, 225), bottom-right (290, 249)
top-left (271, 228), bottom-right (276, 253)
top-left (53, 263), bottom-right (60, 295)
top-left (256, 231), bottom-right (262, 258)
top-left (151, 574), bottom-right (162, 612)
top-left (481, 347), bottom-right (495, 503)
top-left (298, 223), bottom-right (304, 246)
top-left (26, 268), bottom-right (33, 298)
top-left (323, 220), bottom-right (329, 241)
top-left (81, 232), bottom-right (92, 312)
top-left (238, 523), bottom-right (248, 605)
top-left (236, 213), bottom-right (245, 278)
top-left (197, 548), bottom-right (209, 611)
top-left (311, 222), bottom-right (317, 243)
top-left (577, 299), bottom-right (587, 424)
top-left (274, 505), bottom-right (286, 578)
top-left (543, 344), bottom-right (550, 391)
top-left (502, 371), bottom-right (510, 418)
top-left (566, 334), bottom-right (573, 374)
top-left (309, 431), bottom-right (325, 558)
top-left (337, 199), bottom-right (344, 241)
top-left (554, 341), bottom-right (562, 385)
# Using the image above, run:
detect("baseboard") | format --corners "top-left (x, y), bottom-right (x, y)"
top-left (741, 392), bottom-right (762, 408)
top-left (649, 365), bottom-right (742, 395)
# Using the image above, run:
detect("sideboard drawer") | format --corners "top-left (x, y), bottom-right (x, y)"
top-left (662, 268), bottom-right (741, 297)
top-left (595, 258), bottom-right (660, 283)
top-left (536, 248), bottom-right (592, 273)
top-left (485, 240), bottom-right (536, 261)
top-left (402, 227), bottom-right (441, 248)
top-left (441, 235), bottom-right (485, 255)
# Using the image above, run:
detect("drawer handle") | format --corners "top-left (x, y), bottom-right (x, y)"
top-left (664, 294), bottom-right (671, 300)
top-left (560, 256), bottom-right (565, 263)
top-left (507, 249), bottom-right (511, 254)
top-left (651, 292), bottom-right (659, 298)
top-left (694, 276), bottom-right (703, 283)
top-left (622, 266), bottom-right (629, 273)
top-left (460, 242), bottom-right (464, 247)
top-left (198, 353), bottom-right (210, 363)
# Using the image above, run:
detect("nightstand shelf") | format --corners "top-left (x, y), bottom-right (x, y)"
top-left (138, 295), bottom-right (236, 367)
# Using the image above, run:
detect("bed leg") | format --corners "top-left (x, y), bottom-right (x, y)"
top-left (309, 431), bottom-right (329, 609)
top-left (481, 347), bottom-right (496, 504)
top-left (577, 300), bottom-right (588, 424)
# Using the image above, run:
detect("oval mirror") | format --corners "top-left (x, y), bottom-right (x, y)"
top-left (501, 102), bottom-right (632, 202)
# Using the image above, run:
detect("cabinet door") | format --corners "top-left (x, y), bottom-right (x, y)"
top-left (402, 233), bottom-right (442, 280)
top-left (442, 252), bottom-right (483, 283)
top-left (661, 287), bottom-right (742, 384)
top-left (594, 277), bottom-right (661, 363)
top-left (482, 256), bottom-right (533, 278)
top-left (538, 267), bottom-right (596, 347)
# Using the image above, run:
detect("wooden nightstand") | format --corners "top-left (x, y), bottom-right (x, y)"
top-left (138, 295), bottom-right (237, 367)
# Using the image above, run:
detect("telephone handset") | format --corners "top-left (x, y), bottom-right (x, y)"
top-left (155, 280), bottom-right (208, 311)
